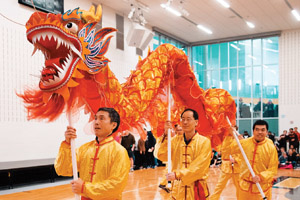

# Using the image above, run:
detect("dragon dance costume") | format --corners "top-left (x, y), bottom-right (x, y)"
top-left (55, 136), bottom-right (130, 200)
top-left (210, 135), bottom-right (241, 200)
top-left (232, 137), bottom-right (278, 200)
top-left (156, 133), bottom-right (211, 200)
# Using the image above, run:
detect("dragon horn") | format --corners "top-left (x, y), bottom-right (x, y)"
top-left (80, 5), bottom-right (102, 23)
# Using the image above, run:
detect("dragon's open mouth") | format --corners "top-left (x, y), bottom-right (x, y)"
top-left (27, 26), bottom-right (82, 91)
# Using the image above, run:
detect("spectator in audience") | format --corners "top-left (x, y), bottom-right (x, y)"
top-left (121, 130), bottom-right (136, 172)
top-left (263, 99), bottom-right (275, 117)
top-left (243, 131), bottom-right (250, 138)
top-left (267, 131), bottom-right (275, 143)
top-left (288, 128), bottom-right (299, 152)
top-left (287, 149), bottom-right (297, 168)
top-left (210, 150), bottom-right (219, 167)
top-left (253, 98), bottom-right (262, 112)
top-left (279, 152), bottom-right (288, 166)
top-left (278, 147), bottom-right (286, 157)
top-left (294, 127), bottom-right (300, 151)
top-left (296, 153), bottom-right (300, 166)
top-left (145, 130), bottom-right (156, 168)
top-left (294, 127), bottom-right (300, 140)
top-left (278, 130), bottom-right (288, 152)
top-left (137, 136), bottom-right (146, 169)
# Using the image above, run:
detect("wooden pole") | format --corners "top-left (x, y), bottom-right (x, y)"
top-left (67, 113), bottom-right (80, 200)
top-left (226, 117), bottom-right (267, 200)
top-left (167, 84), bottom-right (172, 188)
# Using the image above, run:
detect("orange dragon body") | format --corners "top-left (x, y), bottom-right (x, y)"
top-left (18, 6), bottom-right (236, 146)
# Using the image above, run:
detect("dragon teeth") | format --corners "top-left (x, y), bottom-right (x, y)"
top-left (70, 45), bottom-right (82, 59)
top-left (31, 45), bottom-right (38, 56)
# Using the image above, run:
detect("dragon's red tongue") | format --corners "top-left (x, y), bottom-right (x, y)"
top-left (45, 58), bottom-right (63, 68)
top-left (41, 58), bottom-right (64, 82)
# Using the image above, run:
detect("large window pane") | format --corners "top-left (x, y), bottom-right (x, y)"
top-left (229, 68), bottom-right (237, 97)
top-left (238, 67), bottom-right (252, 98)
top-left (253, 39), bottom-right (262, 66)
top-left (263, 65), bottom-right (279, 99)
top-left (238, 40), bottom-right (251, 67)
top-left (220, 43), bottom-right (228, 68)
top-left (229, 41), bottom-right (238, 67)
top-left (253, 66), bottom-right (262, 118)
top-left (208, 44), bottom-right (219, 69)
top-left (239, 119), bottom-right (252, 136)
top-left (205, 70), bottom-right (220, 89)
top-left (212, 70), bottom-right (220, 88)
top-left (220, 69), bottom-right (229, 91)
top-left (263, 37), bottom-right (279, 65)
top-left (263, 119), bottom-right (279, 136)
top-left (197, 70), bottom-right (205, 89)
top-left (153, 34), bottom-right (159, 50)
top-left (188, 36), bottom-right (279, 133)
top-left (192, 46), bottom-right (207, 71)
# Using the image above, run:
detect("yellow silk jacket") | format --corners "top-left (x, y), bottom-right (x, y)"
top-left (231, 137), bottom-right (278, 194)
top-left (220, 135), bottom-right (241, 174)
top-left (54, 136), bottom-right (130, 200)
top-left (156, 133), bottom-right (211, 200)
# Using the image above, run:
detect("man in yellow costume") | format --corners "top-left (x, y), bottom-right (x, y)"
top-left (156, 108), bottom-right (211, 199)
top-left (232, 120), bottom-right (278, 200)
top-left (210, 126), bottom-right (241, 200)
top-left (55, 107), bottom-right (130, 200)
top-left (156, 124), bottom-right (184, 193)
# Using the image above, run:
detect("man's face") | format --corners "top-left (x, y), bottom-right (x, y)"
top-left (93, 110), bottom-right (116, 138)
top-left (181, 111), bottom-right (198, 134)
top-left (175, 125), bottom-right (183, 135)
top-left (253, 124), bottom-right (268, 142)
top-left (294, 127), bottom-right (298, 132)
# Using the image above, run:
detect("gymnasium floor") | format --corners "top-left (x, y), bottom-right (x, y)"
top-left (0, 167), bottom-right (299, 200)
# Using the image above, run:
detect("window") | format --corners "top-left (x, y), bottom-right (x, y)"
top-left (192, 37), bottom-right (279, 135)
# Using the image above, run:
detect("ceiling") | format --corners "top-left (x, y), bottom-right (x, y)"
top-left (97, 0), bottom-right (300, 44)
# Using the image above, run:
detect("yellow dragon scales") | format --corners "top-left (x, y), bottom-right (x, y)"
top-left (18, 5), bottom-right (236, 146)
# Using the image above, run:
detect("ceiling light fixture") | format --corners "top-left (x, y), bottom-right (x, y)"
top-left (292, 9), bottom-right (300, 21)
top-left (161, 4), bottom-right (182, 17)
top-left (197, 24), bottom-right (213, 34)
top-left (284, 0), bottom-right (300, 21)
top-left (246, 21), bottom-right (255, 28)
top-left (216, 0), bottom-right (230, 8)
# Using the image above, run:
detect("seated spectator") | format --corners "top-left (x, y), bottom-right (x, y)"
top-left (296, 153), bottom-right (300, 166)
top-left (279, 152), bottom-right (288, 165)
top-left (278, 147), bottom-right (286, 157)
top-left (286, 149), bottom-right (297, 168)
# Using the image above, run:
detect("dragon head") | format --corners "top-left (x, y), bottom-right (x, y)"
top-left (25, 5), bottom-right (116, 100)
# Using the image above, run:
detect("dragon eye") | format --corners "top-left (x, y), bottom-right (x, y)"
top-left (65, 22), bottom-right (78, 33)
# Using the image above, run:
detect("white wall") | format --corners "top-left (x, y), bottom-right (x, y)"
top-left (0, 0), bottom-right (153, 162)
top-left (279, 28), bottom-right (300, 134)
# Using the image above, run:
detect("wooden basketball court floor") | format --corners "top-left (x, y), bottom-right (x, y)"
top-left (0, 167), bottom-right (299, 200)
